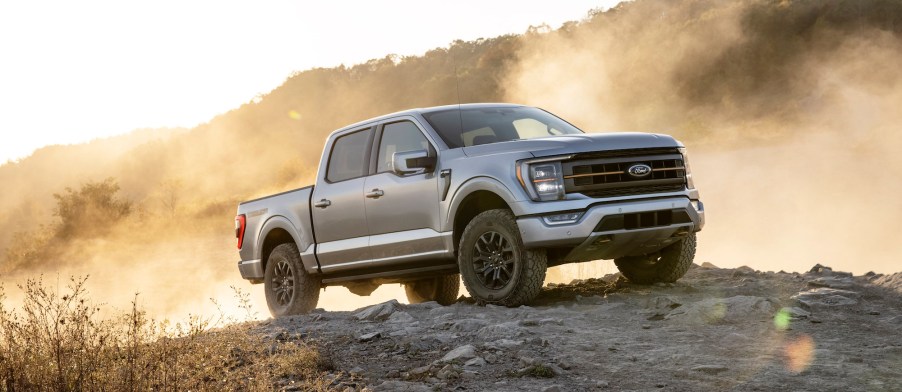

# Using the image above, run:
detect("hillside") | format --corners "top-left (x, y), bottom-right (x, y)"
top-left (2, 0), bottom-right (902, 317)
top-left (6, 264), bottom-right (896, 390)
top-left (278, 264), bottom-right (902, 391)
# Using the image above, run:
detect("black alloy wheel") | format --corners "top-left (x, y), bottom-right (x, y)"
top-left (472, 231), bottom-right (516, 290)
top-left (270, 259), bottom-right (295, 307)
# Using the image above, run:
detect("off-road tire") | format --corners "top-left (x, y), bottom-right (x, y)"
top-left (404, 274), bottom-right (460, 305)
top-left (458, 209), bottom-right (546, 306)
top-left (264, 243), bottom-right (321, 317)
top-left (614, 232), bottom-right (696, 284)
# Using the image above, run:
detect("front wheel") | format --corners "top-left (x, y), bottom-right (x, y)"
top-left (264, 243), bottom-right (321, 317)
top-left (404, 274), bottom-right (460, 305)
top-left (614, 232), bottom-right (697, 284)
top-left (458, 209), bottom-right (546, 306)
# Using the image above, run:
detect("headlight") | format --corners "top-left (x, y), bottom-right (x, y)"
top-left (517, 157), bottom-right (570, 201)
top-left (530, 163), bottom-right (564, 200)
top-left (678, 147), bottom-right (695, 189)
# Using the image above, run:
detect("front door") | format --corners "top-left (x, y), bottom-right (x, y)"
top-left (364, 120), bottom-right (444, 263)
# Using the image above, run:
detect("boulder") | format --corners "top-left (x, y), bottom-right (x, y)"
top-left (387, 311), bottom-right (415, 324)
top-left (731, 266), bottom-right (757, 278)
top-left (807, 277), bottom-right (855, 290)
top-left (355, 300), bottom-right (401, 321)
top-left (448, 318), bottom-right (490, 332)
top-left (407, 365), bottom-right (431, 378)
top-left (358, 331), bottom-right (381, 342)
top-left (441, 344), bottom-right (477, 362)
top-left (872, 272), bottom-right (902, 294)
top-left (464, 357), bottom-right (487, 368)
top-left (792, 288), bottom-right (860, 309)
top-left (667, 296), bottom-right (776, 324)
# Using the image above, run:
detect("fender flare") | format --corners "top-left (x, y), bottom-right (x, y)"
top-left (445, 176), bottom-right (519, 230)
top-left (254, 215), bottom-right (303, 261)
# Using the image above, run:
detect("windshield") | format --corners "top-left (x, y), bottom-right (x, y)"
top-left (422, 106), bottom-right (583, 148)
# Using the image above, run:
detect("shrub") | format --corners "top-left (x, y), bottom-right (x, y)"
top-left (53, 178), bottom-right (131, 239)
top-left (2, 178), bottom-right (132, 275)
top-left (0, 276), bottom-right (329, 391)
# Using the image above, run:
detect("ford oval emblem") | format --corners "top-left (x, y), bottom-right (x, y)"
top-left (627, 163), bottom-right (652, 178)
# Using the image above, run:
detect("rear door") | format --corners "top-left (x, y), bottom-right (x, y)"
top-left (364, 119), bottom-right (445, 263)
top-left (311, 127), bottom-right (373, 270)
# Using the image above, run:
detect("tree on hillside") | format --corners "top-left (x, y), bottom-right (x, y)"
top-left (159, 178), bottom-right (182, 217)
top-left (2, 178), bottom-right (132, 274)
top-left (53, 178), bottom-right (131, 239)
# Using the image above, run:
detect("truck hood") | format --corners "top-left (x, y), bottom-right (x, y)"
top-left (461, 132), bottom-right (682, 158)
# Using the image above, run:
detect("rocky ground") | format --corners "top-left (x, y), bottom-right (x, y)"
top-left (256, 264), bottom-right (902, 391)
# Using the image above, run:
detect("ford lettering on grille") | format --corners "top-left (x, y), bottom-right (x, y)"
top-left (627, 163), bottom-right (652, 178)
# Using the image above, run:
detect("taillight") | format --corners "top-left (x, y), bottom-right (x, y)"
top-left (235, 214), bottom-right (246, 249)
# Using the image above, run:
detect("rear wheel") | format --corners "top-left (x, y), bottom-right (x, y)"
top-left (404, 274), bottom-right (460, 305)
top-left (264, 243), bottom-right (320, 317)
top-left (614, 232), bottom-right (696, 284)
top-left (458, 209), bottom-right (546, 306)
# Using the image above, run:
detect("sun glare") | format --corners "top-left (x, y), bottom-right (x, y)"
top-left (0, 0), bottom-right (620, 163)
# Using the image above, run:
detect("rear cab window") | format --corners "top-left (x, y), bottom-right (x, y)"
top-left (326, 128), bottom-right (372, 182)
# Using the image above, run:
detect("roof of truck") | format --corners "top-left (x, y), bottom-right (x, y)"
top-left (333, 103), bottom-right (526, 135)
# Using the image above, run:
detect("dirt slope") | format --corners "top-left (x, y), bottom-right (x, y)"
top-left (255, 265), bottom-right (902, 391)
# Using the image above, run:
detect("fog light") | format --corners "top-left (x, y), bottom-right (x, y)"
top-left (542, 211), bottom-right (584, 225)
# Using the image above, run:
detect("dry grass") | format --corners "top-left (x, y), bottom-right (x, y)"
top-left (0, 276), bottom-right (331, 391)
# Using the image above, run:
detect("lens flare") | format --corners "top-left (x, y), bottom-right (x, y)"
top-left (773, 308), bottom-right (791, 330)
top-left (288, 110), bottom-right (302, 120)
top-left (784, 334), bottom-right (815, 373)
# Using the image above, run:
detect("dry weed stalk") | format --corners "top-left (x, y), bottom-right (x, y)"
top-left (0, 276), bottom-right (330, 391)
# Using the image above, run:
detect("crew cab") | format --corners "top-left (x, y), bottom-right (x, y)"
top-left (235, 103), bottom-right (704, 317)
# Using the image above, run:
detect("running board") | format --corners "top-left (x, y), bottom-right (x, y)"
top-left (320, 264), bottom-right (457, 284)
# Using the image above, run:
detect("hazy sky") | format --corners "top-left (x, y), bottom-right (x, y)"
top-left (0, 1), bottom-right (621, 163)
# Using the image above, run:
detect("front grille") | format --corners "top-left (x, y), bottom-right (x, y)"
top-left (580, 184), bottom-right (686, 198)
top-left (563, 150), bottom-right (686, 198)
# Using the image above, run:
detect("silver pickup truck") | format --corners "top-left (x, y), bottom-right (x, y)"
top-left (235, 103), bottom-right (704, 317)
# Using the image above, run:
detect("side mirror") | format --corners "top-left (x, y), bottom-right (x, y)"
top-left (392, 150), bottom-right (435, 175)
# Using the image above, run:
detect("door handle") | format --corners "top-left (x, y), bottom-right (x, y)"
top-left (365, 189), bottom-right (384, 199)
top-left (313, 199), bottom-right (331, 208)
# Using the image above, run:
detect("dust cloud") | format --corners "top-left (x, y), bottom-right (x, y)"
top-left (505, 0), bottom-right (902, 276)
top-left (1, 213), bottom-right (409, 324)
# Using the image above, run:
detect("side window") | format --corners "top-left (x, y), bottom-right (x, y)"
top-left (326, 129), bottom-right (371, 182)
top-left (377, 121), bottom-right (429, 173)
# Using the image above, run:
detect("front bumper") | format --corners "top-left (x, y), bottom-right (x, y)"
top-left (517, 196), bottom-right (704, 261)
top-left (238, 259), bottom-right (264, 281)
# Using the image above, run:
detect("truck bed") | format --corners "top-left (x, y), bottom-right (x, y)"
top-left (236, 185), bottom-right (318, 277)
